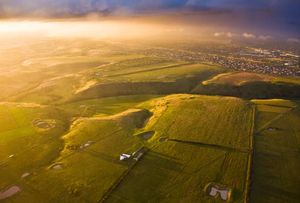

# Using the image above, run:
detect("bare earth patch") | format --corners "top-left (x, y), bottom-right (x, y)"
top-left (0, 186), bottom-right (21, 200)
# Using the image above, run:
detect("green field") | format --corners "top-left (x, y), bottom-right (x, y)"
top-left (0, 94), bottom-right (255, 202)
top-left (1, 39), bottom-right (300, 203)
top-left (0, 103), bottom-right (68, 195)
top-left (106, 95), bottom-right (254, 203)
top-left (251, 99), bottom-right (300, 203)
top-left (193, 72), bottom-right (300, 99)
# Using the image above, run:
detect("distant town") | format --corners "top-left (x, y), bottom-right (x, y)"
top-left (142, 43), bottom-right (300, 77)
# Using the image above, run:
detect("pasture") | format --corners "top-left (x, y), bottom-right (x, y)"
top-left (0, 103), bottom-right (68, 198)
top-left (105, 94), bottom-right (255, 202)
top-left (193, 72), bottom-right (300, 99)
top-left (1, 39), bottom-right (299, 203)
top-left (0, 95), bottom-right (255, 202)
top-left (251, 99), bottom-right (300, 203)
top-left (1, 39), bottom-right (224, 104)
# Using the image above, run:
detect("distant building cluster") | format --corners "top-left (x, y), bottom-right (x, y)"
top-left (141, 44), bottom-right (300, 77)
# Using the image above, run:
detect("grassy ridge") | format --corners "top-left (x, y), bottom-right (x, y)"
top-left (73, 65), bottom-right (222, 102)
top-left (61, 95), bottom-right (161, 117)
top-left (193, 72), bottom-right (300, 99)
top-left (1, 39), bottom-right (300, 203)
top-left (140, 95), bottom-right (253, 150)
top-left (7, 56), bottom-right (223, 105)
top-left (2, 108), bottom-right (150, 202)
top-left (0, 95), bottom-right (255, 202)
top-left (106, 94), bottom-right (254, 203)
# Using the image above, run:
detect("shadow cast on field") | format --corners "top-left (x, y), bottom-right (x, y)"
top-left (252, 183), bottom-right (300, 202)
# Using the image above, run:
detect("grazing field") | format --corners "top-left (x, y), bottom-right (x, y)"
top-left (107, 142), bottom-right (249, 203)
top-left (104, 94), bottom-right (255, 203)
top-left (72, 63), bottom-right (223, 101)
top-left (251, 99), bottom-right (300, 203)
top-left (193, 72), bottom-right (300, 99)
top-left (0, 94), bottom-right (255, 202)
top-left (60, 95), bottom-right (161, 117)
top-left (1, 40), bottom-right (224, 105)
top-left (202, 72), bottom-right (300, 86)
top-left (0, 103), bottom-right (68, 195)
top-left (251, 99), bottom-right (296, 131)
top-left (139, 95), bottom-right (254, 150)
top-left (99, 63), bottom-right (220, 82)
top-left (202, 72), bottom-right (273, 86)
top-left (10, 109), bottom-right (150, 203)
top-left (1, 39), bottom-right (300, 203)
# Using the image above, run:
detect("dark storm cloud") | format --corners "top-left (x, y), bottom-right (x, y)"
top-left (0, 1), bottom-right (297, 14)
top-left (0, 0), bottom-right (187, 16)
top-left (0, 0), bottom-right (299, 27)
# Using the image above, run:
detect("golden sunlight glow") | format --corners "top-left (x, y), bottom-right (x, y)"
top-left (0, 20), bottom-right (188, 39)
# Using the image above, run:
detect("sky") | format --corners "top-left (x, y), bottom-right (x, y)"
top-left (0, 0), bottom-right (299, 19)
top-left (0, 0), bottom-right (299, 37)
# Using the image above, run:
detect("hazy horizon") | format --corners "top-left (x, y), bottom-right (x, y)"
top-left (0, 0), bottom-right (299, 39)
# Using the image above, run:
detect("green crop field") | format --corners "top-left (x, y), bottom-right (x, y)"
top-left (251, 99), bottom-right (300, 203)
top-left (105, 94), bottom-right (254, 203)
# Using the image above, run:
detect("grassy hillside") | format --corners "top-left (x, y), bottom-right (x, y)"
top-left (107, 142), bottom-right (249, 203)
top-left (137, 95), bottom-right (254, 150)
top-left (0, 103), bottom-right (68, 193)
top-left (71, 63), bottom-right (223, 102)
top-left (105, 94), bottom-right (255, 203)
top-left (1, 106), bottom-right (151, 202)
top-left (0, 95), bottom-right (255, 202)
top-left (18, 109), bottom-right (150, 203)
top-left (61, 95), bottom-right (161, 117)
top-left (0, 39), bottom-right (225, 105)
top-left (251, 99), bottom-right (300, 203)
top-left (6, 51), bottom-right (223, 105)
top-left (1, 39), bottom-right (300, 203)
top-left (192, 72), bottom-right (300, 99)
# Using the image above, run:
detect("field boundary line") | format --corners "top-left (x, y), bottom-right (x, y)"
top-left (249, 104), bottom-right (298, 203)
top-left (246, 104), bottom-right (256, 203)
top-left (168, 139), bottom-right (250, 153)
top-left (56, 128), bottom-right (123, 162)
top-left (99, 148), bottom-right (149, 203)
top-left (256, 107), bottom-right (296, 133)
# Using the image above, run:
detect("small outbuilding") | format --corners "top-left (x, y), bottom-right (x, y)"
top-left (120, 154), bottom-right (131, 161)
top-left (205, 182), bottom-right (231, 201)
top-left (132, 147), bottom-right (147, 161)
